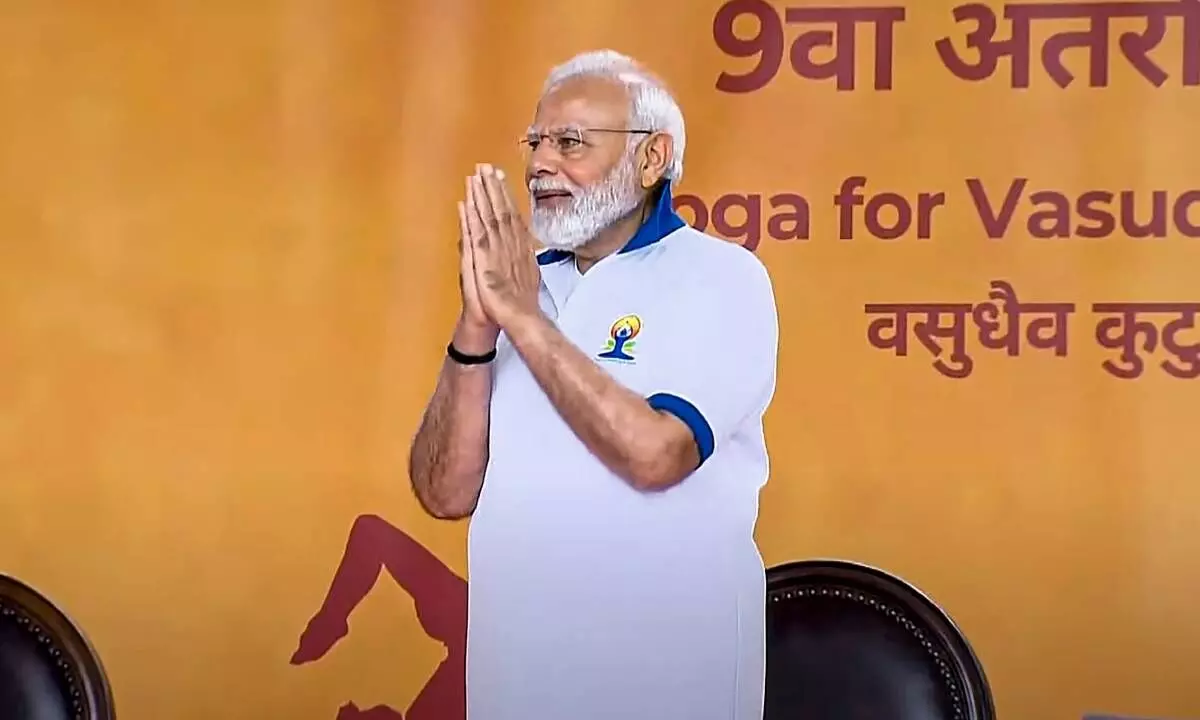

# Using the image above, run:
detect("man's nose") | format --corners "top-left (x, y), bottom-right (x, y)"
top-left (526, 142), bottom-right (562, 179)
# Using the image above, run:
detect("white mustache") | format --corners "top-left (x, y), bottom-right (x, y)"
top-left (528, 178), bottom-right (579, 195)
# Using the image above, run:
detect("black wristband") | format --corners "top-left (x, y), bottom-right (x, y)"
top-left (447, 342), bottom-right (497, 365)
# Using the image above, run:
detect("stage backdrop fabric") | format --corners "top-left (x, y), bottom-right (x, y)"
top-left (2, 1), bottom-right (1199, 719)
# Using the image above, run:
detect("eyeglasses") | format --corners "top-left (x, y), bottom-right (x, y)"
top-left (519, 127), bottom-right (653, 158)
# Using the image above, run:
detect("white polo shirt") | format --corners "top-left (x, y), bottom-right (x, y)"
top-left (465, 183), bottom-right (779, 720)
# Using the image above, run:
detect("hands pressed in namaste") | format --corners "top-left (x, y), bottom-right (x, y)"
top-left (456, 163), bottom-right (543, 332)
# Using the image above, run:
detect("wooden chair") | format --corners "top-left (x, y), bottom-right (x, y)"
top-left (765, 559), bottom-right (994, 720)
top-left (0, 574), bottom-right (115, 719)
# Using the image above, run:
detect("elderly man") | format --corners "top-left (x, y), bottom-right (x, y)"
top-left (408, 50), bottom-right (779, 720)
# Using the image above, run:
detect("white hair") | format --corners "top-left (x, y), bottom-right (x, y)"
top-left (541, 50), bottom-right (686, 183)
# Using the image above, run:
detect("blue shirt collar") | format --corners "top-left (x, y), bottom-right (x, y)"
top-left (537, 181), bottom-right (685, 266)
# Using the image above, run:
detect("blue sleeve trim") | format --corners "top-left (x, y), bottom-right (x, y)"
top-left (646, 393), bottom-right (715, 466)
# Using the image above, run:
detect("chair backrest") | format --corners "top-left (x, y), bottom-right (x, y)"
top-left (765, 559), bottom-right (994, 720)
top-left (0, 574), bottom-right (114, 720)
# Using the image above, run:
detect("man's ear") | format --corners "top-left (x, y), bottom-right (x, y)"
top-left (638, 132), bottom-right (673, 189)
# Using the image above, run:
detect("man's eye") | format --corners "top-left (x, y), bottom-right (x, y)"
top-left (558, 137), bottom-right (582, 149)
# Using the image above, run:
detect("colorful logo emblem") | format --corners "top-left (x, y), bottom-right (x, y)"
top-left (597, 314), bottom-right (641, 363)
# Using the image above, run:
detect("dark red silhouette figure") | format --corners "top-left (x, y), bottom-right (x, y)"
top-left (291, 514), bottom-right (467, 720)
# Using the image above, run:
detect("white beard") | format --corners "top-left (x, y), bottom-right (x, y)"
top-left (529, 154), bottom-right (643, 251)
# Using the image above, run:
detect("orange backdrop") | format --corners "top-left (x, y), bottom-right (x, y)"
top-left (2, 1), bottom-right (1199, 719)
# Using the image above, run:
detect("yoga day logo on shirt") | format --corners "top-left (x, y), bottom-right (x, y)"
top-left (597, 314), bottom-right (641, 363)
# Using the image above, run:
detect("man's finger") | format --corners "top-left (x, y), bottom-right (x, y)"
top-left (457, 200), bottom-right (472, 269)
top-left (479, 165), bottom-right (525, 255)
top-left (459, 200), bottom-right (487, 306)
top-left (466, 175), bottom-right (490, 251)
top-left (479, 166), bottom-right (512, 227)
top-left (494, 168), bottom-right (534, 242)
top-left (463, 175), bottom-right (485, 243)
top-left (456, 199), bottom-right (469, 251)
top-left (496, 168), bottom-right (517, 213)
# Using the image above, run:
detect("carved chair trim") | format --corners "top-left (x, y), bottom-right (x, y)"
top-left (0, 575), bottom-right (114, 720)
top-left (767, 558), bottom-right (995, 720)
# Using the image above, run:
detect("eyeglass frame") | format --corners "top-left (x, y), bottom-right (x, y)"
top-left (518, 127), bottom-right (655, 157)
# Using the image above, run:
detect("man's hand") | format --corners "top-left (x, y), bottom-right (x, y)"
top-left (464, 164), bottom-right (543, 331)
top-left (454, 175), bottom-right (500, 354)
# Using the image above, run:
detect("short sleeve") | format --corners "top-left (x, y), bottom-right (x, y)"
top-left (646, 251), bottom-right (779, 465)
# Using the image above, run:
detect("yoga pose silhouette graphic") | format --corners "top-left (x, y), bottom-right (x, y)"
top-left (291, 514), bottom-right (466, 720)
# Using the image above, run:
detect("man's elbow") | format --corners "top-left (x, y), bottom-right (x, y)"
top-left (409, 467), bottom-right (479, 520)
top-left (416, 491), bottom-right (476, 520)
top-left (625, 466), bottom-right (689, 492)
top-left (427, 504), bottom-right (474, 521)
top-left (621, 432), bottom-right (701, 492)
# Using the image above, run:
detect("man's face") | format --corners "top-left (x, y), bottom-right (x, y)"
top-left (524, 76), bottom-right (644, 251)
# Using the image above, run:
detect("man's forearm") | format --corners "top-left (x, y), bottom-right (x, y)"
top-left (408, 351), bottom-right (494, 519)
top-left (503, 311), bottom-right (696, 489)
